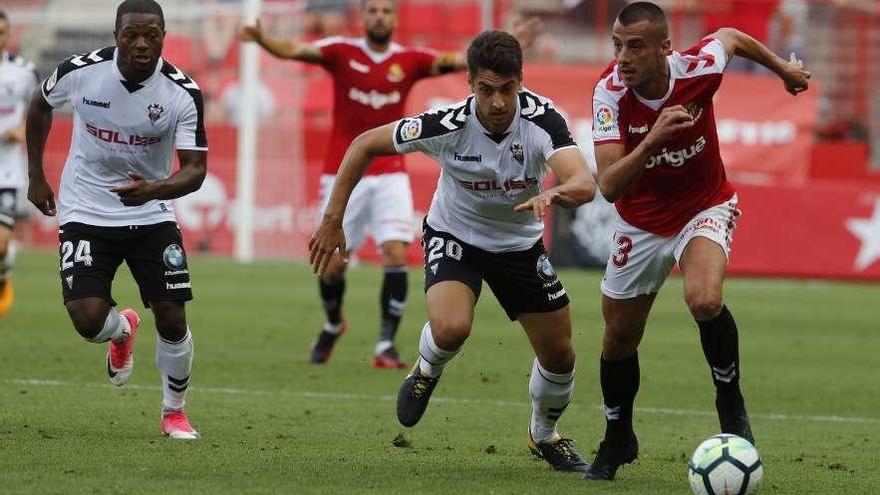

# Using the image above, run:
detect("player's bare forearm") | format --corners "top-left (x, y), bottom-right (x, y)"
top-left (324, 124), bottom-right (399, 224)
top-left (711, 28), bottom-right (786, 76)
top-left (25, 91), bottom-right (54, 180)
top-left (596, 141), bottom-right (656, 202)
top-left (151, 150), bottom-right (208, 200)
top-left (260, 36), bottom-right (322, 63)
top-left (546, 147), bottom-right (595, 207)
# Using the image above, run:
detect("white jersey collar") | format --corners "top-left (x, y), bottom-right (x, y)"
top-left (355, 38), bottom-right (402, 65)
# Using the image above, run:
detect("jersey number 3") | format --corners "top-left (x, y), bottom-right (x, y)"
top-left (611, 235), bottom-right (633, 268)
top-left (60, 240), bottom-right (93, 271)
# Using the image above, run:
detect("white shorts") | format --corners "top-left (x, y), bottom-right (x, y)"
top-left (320, 172), bottom-right (415, 251)
top-left (601, 194), bottom-right (739, 299)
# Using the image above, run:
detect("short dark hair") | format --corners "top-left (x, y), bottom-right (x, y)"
top-left (0, 11), bottom-right (7, 22)
top-left (467, 30), bottom-right (522, 78)
top-left (115, 0), bottom-right (165, 31)
top-left (617, 1), bottom-right (668, 37)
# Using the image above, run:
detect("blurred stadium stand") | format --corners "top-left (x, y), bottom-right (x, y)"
top-left (3, 0), bottom-right (880, 278)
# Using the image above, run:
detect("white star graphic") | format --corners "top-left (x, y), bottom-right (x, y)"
top-left (846, 198), bottom-right (880, 271)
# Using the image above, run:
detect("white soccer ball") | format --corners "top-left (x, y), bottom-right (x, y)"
top-left (688, 434), bottom-right (763, 495)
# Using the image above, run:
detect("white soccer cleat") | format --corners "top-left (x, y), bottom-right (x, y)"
top-left (106, 308), bottom-right (140, 386)
top-left (161, 409), bottom-right (201, 440)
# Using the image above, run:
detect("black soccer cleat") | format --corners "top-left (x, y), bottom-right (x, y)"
top-left (396, 360), bottom-right (439, 427)
top-left (718, 403), bottom-right (756, 446)
top-left (309, 321), bottom-right (347, 364)
top-left (583, 433), bottom-right (639, 481)
top-left (528, 432), bottom-right (590, 472)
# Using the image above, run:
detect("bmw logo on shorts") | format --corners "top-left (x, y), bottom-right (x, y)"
top-left (536, 254), bottom-right (557, 282)
top-left (163, 244), bottom-right (186, 269)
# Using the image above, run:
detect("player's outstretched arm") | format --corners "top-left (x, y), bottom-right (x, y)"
top-left (239, 19), bottom-right (324, 64)
top-left (430, 17), bottom-right (544, 75)
top-left (514, 148), bottom-right (595, 219)
top-left (596, 105), bottom-right (694, 202)
top-left (25, 89), bottom-right (57, 216)
top-left (309, 123), bottom-right (400, 275)
top-left (708, 27), bottom-right (810, 95)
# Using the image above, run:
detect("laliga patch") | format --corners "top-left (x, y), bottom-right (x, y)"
top-left (163, 243), bottom-right (186, 270)
top-left (595, 104), bottom-right (615, 133)
top-left (399, 118), bottom-right (422, 142)
top-left (44, 68), bottom-right (58, 93)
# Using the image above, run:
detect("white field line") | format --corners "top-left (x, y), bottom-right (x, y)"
top-left (5, 378), bottom-right (879, 425)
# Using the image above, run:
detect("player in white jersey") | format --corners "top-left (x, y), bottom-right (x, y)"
top-left (582, 3), bottom-right (810, 481)
top-left (310, 31), bottom-right (597, 472)
top-left (26, 0), bottom-right (207, 440)
top-left (0, 11), bottom-right (39, 317)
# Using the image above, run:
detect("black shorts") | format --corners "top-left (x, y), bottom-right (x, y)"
top-left (422, 220), bottom-right (569, 321)
top-left (58, 222), bottom-right (193, 307)
top-left (0, 189), bottom-right (17, 229)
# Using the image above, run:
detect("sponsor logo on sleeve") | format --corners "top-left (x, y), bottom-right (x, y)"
top-left (399, 118), bottom-right (422, 142)
top-left (595, 104), bottom-right (615, 133)
top-left (43, 68), bottom-right (58, 93)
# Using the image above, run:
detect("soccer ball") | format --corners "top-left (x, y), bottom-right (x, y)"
top-left (688, 434), bottom-right (763, 495)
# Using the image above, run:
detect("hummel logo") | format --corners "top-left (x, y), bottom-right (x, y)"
top-left (349, 59), bottom-right (370, 73)
top-left (712, 363), bottom-right (737, 384)
top-left (82, 97), bottom-right (110, 108)
top-left (454, 153), bottom-right (482, 163)
top-left (603, 405), bottom-right (621, 421)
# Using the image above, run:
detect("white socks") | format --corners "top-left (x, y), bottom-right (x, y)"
top-left (156, 329), bottom-right (193, 411)
top-left (417, 322), bottom-right (458, 378)
top-left (529, 358), bottom-right (575, 444)
top-left (86, 308), bottom-right (131, 343)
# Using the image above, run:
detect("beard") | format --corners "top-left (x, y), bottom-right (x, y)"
top-left (366, 28), bottom-right (392, 45)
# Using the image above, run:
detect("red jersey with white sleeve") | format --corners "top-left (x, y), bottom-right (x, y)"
top-left (592, 38), bottom-right (736, 236)
top-left (316, 37), bottom-right (437, 176)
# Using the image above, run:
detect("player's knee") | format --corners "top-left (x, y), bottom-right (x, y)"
top-left (685, 291), bottom-right (723, 321)
top-left (539, 345), bottom-right (576, 374)
top-left (602, 327), bottom-right (639, 360)
top-left (66, 304), bottom-right (107, 341)
top-left (430, 318), bottom-right (471, 350)
top-left (152, 302), bottom-right (187, 342)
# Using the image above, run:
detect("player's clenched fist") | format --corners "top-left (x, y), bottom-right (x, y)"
top-left (238, 19), bottom-right (264, 43)
top-left (644, 105), bottom-right (694, 148)
top-left (782, 52), bottom-right (810, 95)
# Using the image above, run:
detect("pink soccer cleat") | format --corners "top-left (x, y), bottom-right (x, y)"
top-left (106, 308), bottom-right (140, 386)
top-left (161, 409), bottom-right (201, 440)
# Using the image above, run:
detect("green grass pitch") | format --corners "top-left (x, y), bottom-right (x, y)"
top-left (1, 249), bottom-right (877, 494)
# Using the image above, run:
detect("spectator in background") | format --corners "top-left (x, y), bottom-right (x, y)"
top-left (0, 10), bottom-right (39, 317)
top-left (219, 78), bottom-right (277, 126)
top-left (303, 0), bottom-right (354, 38)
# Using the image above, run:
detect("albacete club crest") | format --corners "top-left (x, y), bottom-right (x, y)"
top-left (148, 103), bottom-right (164, 124)
top-left (510, 143), bottom-right (524, 164)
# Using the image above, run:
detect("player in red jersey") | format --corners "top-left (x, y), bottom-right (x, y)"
top-left (582, 2), bottom-right (810, 481)
top-left (240, 1), bottom-right (539, 369)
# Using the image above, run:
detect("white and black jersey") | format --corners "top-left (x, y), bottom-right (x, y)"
top-left (41, 46), bottom-right (207, 227)
top-left (0, 51), bottom-right (39, 189)
top-left (393, 90), bottom-right (577, 252)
